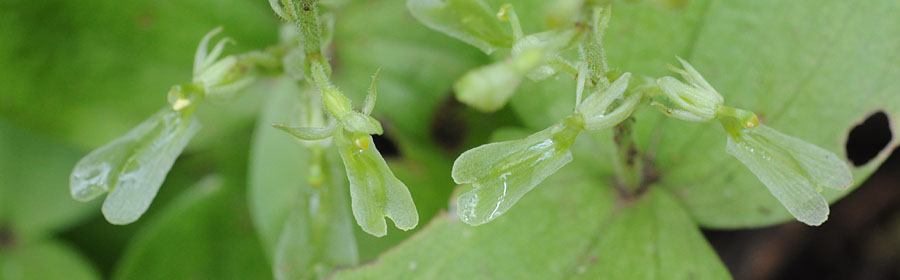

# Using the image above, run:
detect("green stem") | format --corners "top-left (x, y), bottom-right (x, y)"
top-left (498, 4), bottom-right (523, 41)
top-left (297, 0), bottom-right (322, 58)
top-left (611, 118), bottom-right (643, 193)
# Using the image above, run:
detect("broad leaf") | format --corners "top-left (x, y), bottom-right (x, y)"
top-left (331, 171), bottom-right (729, 279)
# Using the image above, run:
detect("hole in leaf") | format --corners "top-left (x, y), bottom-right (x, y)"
top-left (430, 97), bottom-right (467, 153)
top-left (845, 111), bottom-right (893, 167)
top-left (0, 225), bottom-right (14, 249)
top-left (372, 132), bottom-right (399, 159)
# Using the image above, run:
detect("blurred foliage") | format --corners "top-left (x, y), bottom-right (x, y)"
top-left (1, 0), bottom-right (899, 279)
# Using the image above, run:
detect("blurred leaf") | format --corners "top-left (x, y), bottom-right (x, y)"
top-left (0, 0), bottom-right (277, 149)
top-left (407, 0), bottom-right (513, 54)
top-left (248, 79), bottom-right (358, 278)
top-left (248, 80), bottom-right (306, 255)
top-left (113, 176), bottom-right (270, 280)
top-left (0, 120), bottom-right (97, 239)
top-left (0, 240), bottom-right (100, 280)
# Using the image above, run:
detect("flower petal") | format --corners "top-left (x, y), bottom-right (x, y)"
top-left (725, 126), bottom-right (830, 226)
top-left (336, 132), bottom-right (418, 237)
top-left (452, 121), bottom-right (579, 225)
top-left (69, 108), bottom-right (199, 225)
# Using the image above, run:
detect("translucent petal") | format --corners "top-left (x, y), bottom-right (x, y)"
top-left (71, 108), bottom-right (199, 225)
top-left (201, 37), bottom-right (234, 72)
top-left (583, 91), bottom-right (641, 131)
top-left (336, 132), bottom-right (418, 237)
top-left (748, 125), bottom-right (853, 190)
top-left (674, 57), bottom-right (720, 101)
top-left (194, 56), bottom-right (238, 87)
top-left (452, 120), bottom-right (579, 225)
top-left (193, 27), bottom-right (223, 75)
top-left (577, 72), bottom-right (631, 118)
top-left (725, 128), bottom-right (830, 226)
top-left (407, 0), bottom-right (512, 54)
top-left (341, 112), bottom-right (383, 135)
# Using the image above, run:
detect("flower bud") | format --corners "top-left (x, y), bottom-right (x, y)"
top-left (191, 28), bottom-right (258, 102)
top-left (652, 57), bottom-right (724, 122)
top-left (454, 49), bottom-right (543, 112)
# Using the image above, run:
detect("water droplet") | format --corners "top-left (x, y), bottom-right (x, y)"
top-left (488, 180), bottom-right (508, 220)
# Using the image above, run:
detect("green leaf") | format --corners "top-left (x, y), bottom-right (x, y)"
top-left (407, 0), bottom-right (513, 54)
top-left (0, 240), bottom-right (100, 280)
top-left (570, 188), bottom-right (731, 279)
top-left (0, 120), bottom-right (97, 238)
top-left (451, 118), bottom-right (580, 225)
top-left (113, 176), bottom-right (270, 280)
top-left (335, 130), bottom-right (419, 237)
top-left (331, 173), bottom-right (729, 279)
top-left (70, 107), bottom-right (200, 225)
top-left (249, 80), bottom-right (358, 278)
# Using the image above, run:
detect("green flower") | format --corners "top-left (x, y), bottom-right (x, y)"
top-left (70, 108), bottom-right (200, 224)
top-left (576, 73), bottom-right (641, 131)
top-left (452, 116), bottom-right (582, 225)
top-left (334, 130), bottom-right (419, 237)
top-left (168, 27), bottom-right (258, 108)
top-left (722, 120), bottom-right (852, 226)
top-left (277, 66), bottom-right (418, 237)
